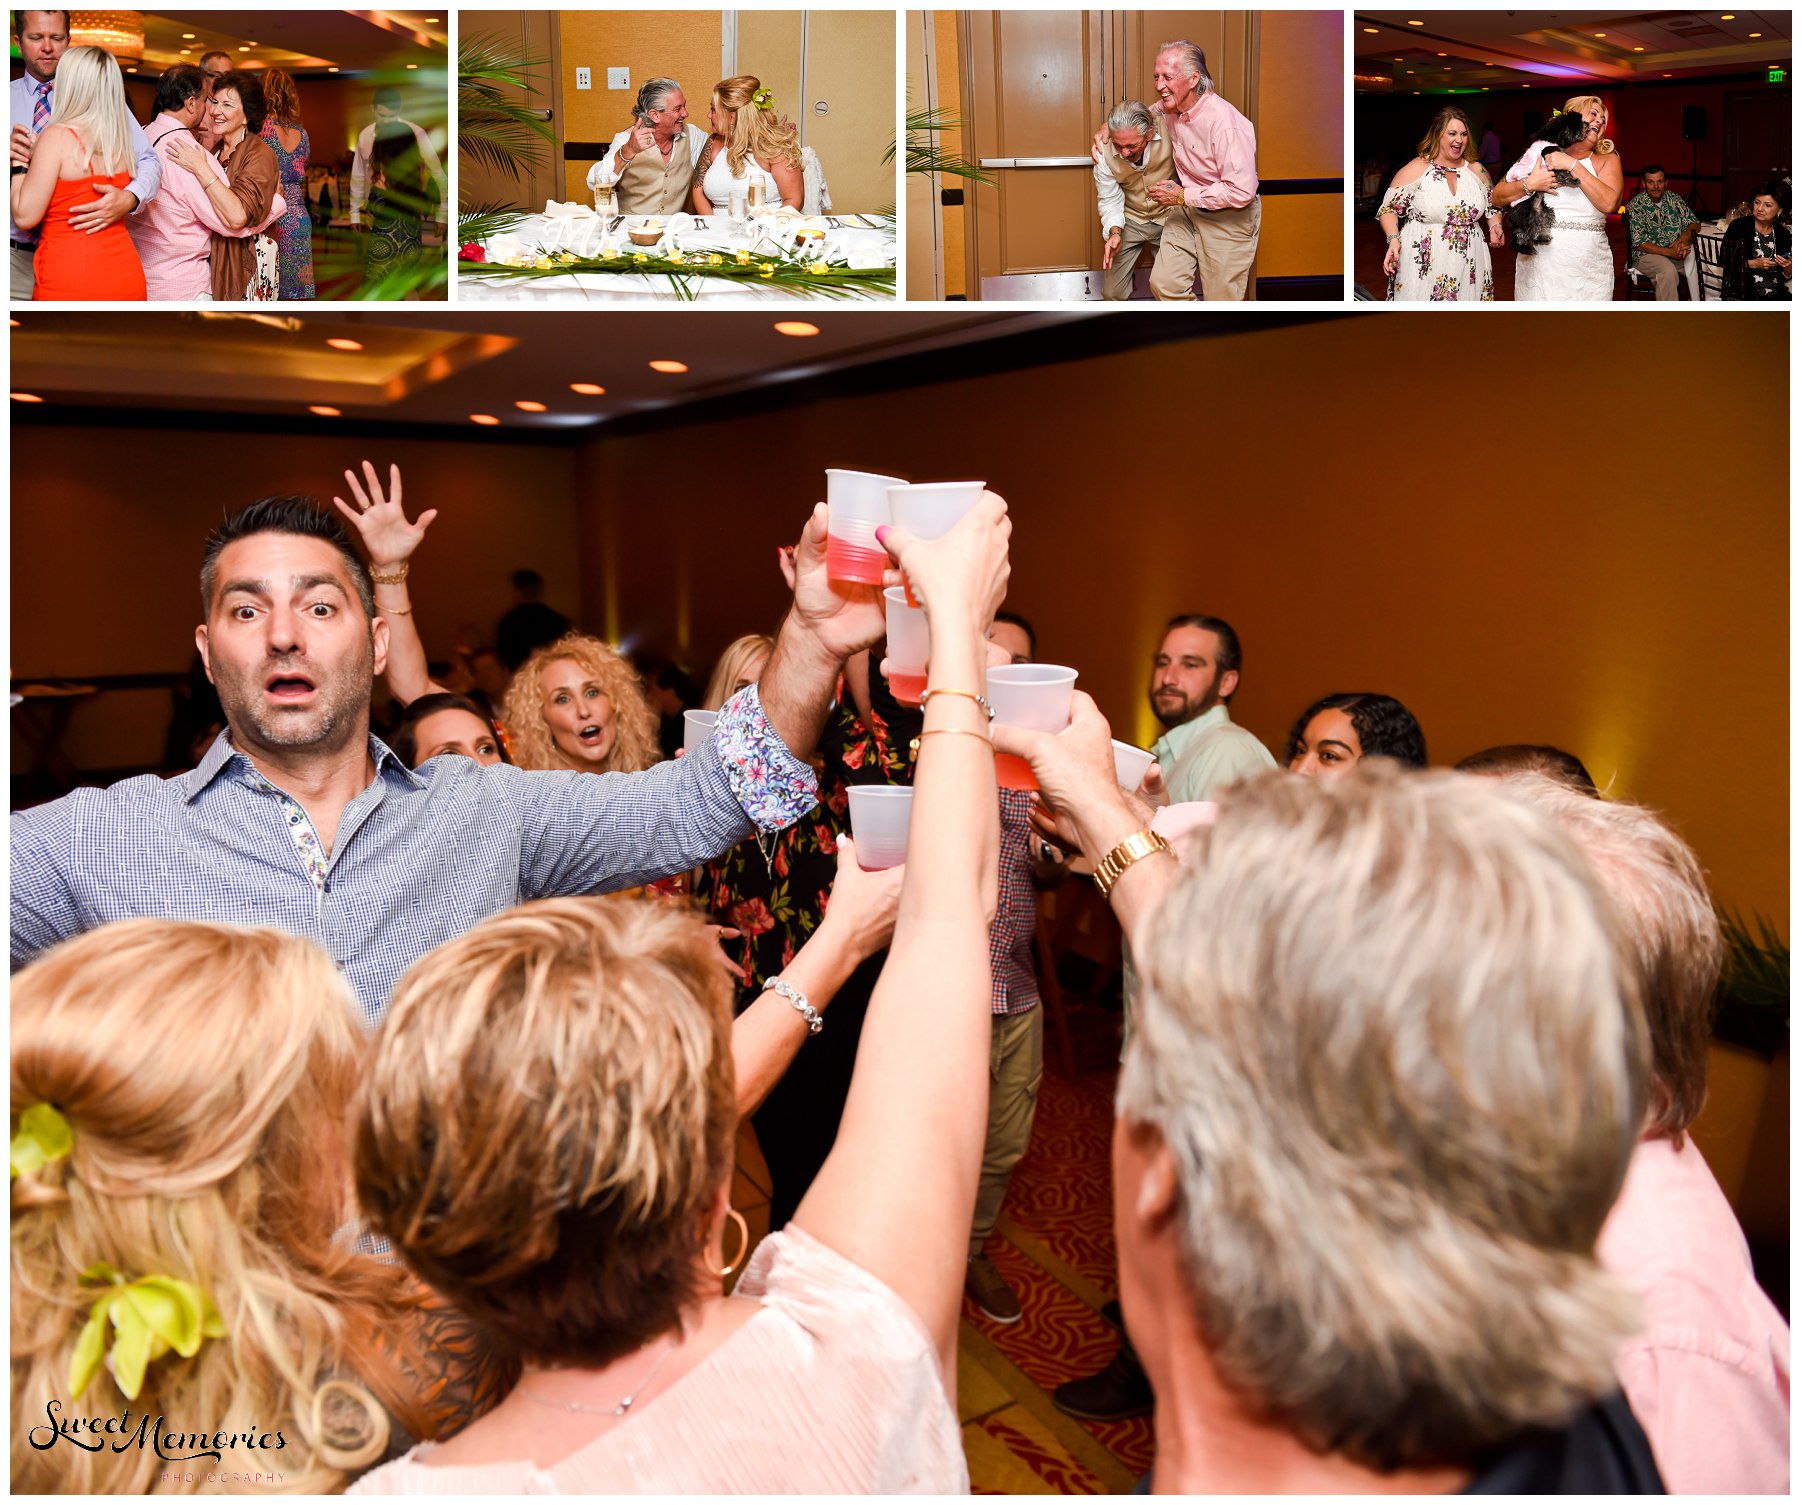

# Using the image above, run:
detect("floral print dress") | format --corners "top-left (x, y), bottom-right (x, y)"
top-left (259, 120), bottom-right (315, 300)
top-left (1380, 161), bottom-right (1495, 302)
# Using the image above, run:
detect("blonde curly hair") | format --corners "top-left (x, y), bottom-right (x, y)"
top-left (1560, 95), bottom-right (1615, 156)
top-left (11, 921), bottom-right (432, 1494)
top-left (502, 633), bottom-right (660, 774)
top-left (714, 75), bottom-right (802, 179)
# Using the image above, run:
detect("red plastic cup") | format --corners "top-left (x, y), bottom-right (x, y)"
top-left (884, 587), bottom-right (929, 706)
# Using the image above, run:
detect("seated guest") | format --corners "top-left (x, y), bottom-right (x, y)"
top-left (349, 498), bottom-right (1011, 1492)
top-left (11, 920), bottom-right (502, 1492)
top-left (130, 64), bottom-right (283, 301)
top-left (1456, 742), bottom-right (1600, 795)
top-left (1499, 777), bottom-right (1790, 1493)
top-left (586, 77), bottom-right (709, 215)
top-left (1094, 100), bottom-right (1175, 302)
top-left (1720, 182), bottom-right (1791, 301)
top-left (1284, 691), bottom-right (1426, 777)
top-left (693, 76), bottom-right (803, 214)
top-left (9, 44), bottom-right (147, 300)
top-left (388, 690), bottom-right (509, 769)
top-left (993, 706), bottom-right (1665, 1492)
top-left (1625, 165), bottom-right (1697, 302)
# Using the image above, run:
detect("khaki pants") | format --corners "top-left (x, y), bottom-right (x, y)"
top-left (1102, 216), bottom-right (1166, 302)
top-left (1633, 249), bottom-right (1681, 301)
top-left (12, 242), bottom-right (36, 300)
top-left (969, 1006), bottom-right (1043, 1257)
top-left (1150, 198), bottom-right (1262, 302)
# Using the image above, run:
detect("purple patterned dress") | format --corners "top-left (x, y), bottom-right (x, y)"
top-left (260, 119), bottom-right (315, 300)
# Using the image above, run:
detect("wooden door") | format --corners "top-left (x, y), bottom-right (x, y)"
top-left (1113, 13), bottom-right (1254, 124)
top-left (801, 11), bottom-right (897, 213)
top-left (963, 10), bottom-right (1107, 298)
top-left (461, 10), bottom-right (562, 213)
top-left (1722, 87), bottom-right (1791, 218)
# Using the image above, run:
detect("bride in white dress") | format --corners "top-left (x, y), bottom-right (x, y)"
top-left (1492, 96), bottom-right (1624, 301)
top-left (691, 75), bottom-right (804, 215)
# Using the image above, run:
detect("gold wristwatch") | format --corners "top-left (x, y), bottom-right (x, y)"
top-left (1092, 829), bottom-right (1174, 899)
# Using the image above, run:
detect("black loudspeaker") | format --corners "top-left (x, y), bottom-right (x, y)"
top-left (1682, 105), bottom-right (1707, 140)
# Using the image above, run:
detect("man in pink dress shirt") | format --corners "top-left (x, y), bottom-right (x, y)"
top-left (129, 64), bottom-right (280, 302)
top-left (1143, 40), bottom-right (1260, 301)
top-left (1500, 776), bottom-right (1790, 1494)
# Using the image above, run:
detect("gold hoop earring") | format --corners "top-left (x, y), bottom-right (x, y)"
top-left (719, 1207), bottom-right (750, 1279)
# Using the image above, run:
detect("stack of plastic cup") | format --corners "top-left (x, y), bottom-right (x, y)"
top-left (884, 587), bottom-right (930, 705)
top-left (847, 785), bottom-right (913, 869)
top-left (826, 468), bottom-right (907, 584)
top-left (986, 664), bottom-right (1079, 790)
top-left (1112, 740), bottom-right (1155, 793)
top-left (683, 709), bottom-right (718, 752)
top-left (886, 481), bottom-right (986, 604)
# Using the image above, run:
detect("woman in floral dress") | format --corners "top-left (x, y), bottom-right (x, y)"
top-left (258, 70), bottom-right (314, 299)
top-left (1378, 106), bottom-right (1503, 302)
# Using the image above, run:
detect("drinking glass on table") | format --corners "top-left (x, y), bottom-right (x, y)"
top-left (887, 481), bottom-right (986, 605)
top-left (987, 664), bottom-right (1078, 791)
top-left (825, 467), bottom-right (907, 584)
top-left (728, 187), bottom-right (748, 223)
top-left (883, 587), bottom-right (930, 706)
top-left (592, 171), bottom-right (616, 214)
top-left (748, 178), bottom-right (766, 212)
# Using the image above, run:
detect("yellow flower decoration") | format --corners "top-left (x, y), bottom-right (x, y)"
top-left (11, 1103), bottom-right (72, 1179)
top-left (735, 251), bottom-right (752, 265)
top-left (70, 1265), bottom-right (225, 1401)
top-left (708, 253), bottom-right (723, 266)
top-left (632, 253), bottom-right (649, 264)
top-left (759, 262), bottom-right (776, 278)
top-left (805, 261), bottom-right (829, 275)
top-left (533, 257), bottom-right (553, 269)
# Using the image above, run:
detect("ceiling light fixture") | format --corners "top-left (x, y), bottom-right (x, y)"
top-left (1633, 46), bottom-right (1644, 51)
top-left (328, 66), bottom-right (339, 72)
top-left (309, 406), bottom-right (341, 417)
top-left (774, 321), bottom-right (820, 336)
top-left (12, 392), bottom-right (44, 402)
top-left (1363, 26), bottom-right (1378, 33)
top-left (239, 45), bottom-right (250, 52)
top-left (569, 382), bottom-right (606, 395)
top-left (648, 360), bottom-right (688, 373)
top-left (1407, 19), bottom-right (1423, 25)
top-left (179, 47), bottom-right (189, 54)
top-left (181, 31), bottom-right (194, 38)
top-left (406, 63), bottom-right (418, 69)
top-left (470, 414), bottom-right (501, 426)
top-left (326, 337), bottom-right (363, 351)
top-left (1594, 32), bottom-right (1606, 38)
top-left (515, 400), bottom-right (548, 412)
top-left (1749, 32), bottom-right (1762, 38)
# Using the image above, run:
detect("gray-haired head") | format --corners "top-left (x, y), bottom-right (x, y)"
top-left (633, 77), bottom-right (681, 119)
top-left (1156, 39), bottom-right (1212, 93)
top-left (1107, 99), bottom-right (1156, 139)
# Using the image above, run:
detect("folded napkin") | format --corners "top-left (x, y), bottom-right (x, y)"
top-left (540, 200), bottom-right (600, 252)
top-left (485, 232), bottom-right (532, 265)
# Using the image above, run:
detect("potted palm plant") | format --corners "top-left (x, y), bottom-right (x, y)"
top-left (457, 31), bottom-right (556, 248)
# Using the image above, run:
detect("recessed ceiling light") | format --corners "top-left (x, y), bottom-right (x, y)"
top-left (1363, 26), bottom-right (1378, 33)
top-left (648, 360), bottom-right (688, 373)
top-left (470, 414), bottom-right (501, 426)
top-left (1720, 14), bottom-right (1734, 19)
top-left (8, 318), bottom-right (17, 326)
top-left (1633, 46), bottom-right (1644, 51)
top-left (1394, 57), bottom-right (1404, 62)
top-left (328, 66), bottom-right (339, 72)
top-left (1437, 52), bottom-right (1446, 57)
top-left (12, 392), bottom-right (44, 402)
top-left (1407, 19), bottom-right (1423, 25)
top-left (1749, 32), bottom-right (1762, 38)
top-left (239, 45), bottom-right (250, 52)
top-left (180, 47), bottom-right (190, 53)
top-left (406, 63), bottom-right (418, 69)
top-left (1663, 72), bottom-right (1672, 76)
top-left (774, 321), bottom-right (820, 336)
top-left (1594, 32), bottom-right (1606, 38)
top-left (326, 337), bottom-right (363, 351)
top-left (309, 405), bottom-right (341, 417)
top-left (425, 17), bottom-right (440, 22)
top-left (181, 31), bottom-right (195, 38)
top-left (515, 400), bottom-right (548, 412)
top-left (569, 382), bottom-right (606, 395)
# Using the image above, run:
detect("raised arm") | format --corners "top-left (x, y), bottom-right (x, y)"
top-left (332, 461), bottom-right (443, 706)
top-left (793, 493), bottom-right (1011, 1383)
top-left (731, 841), bottom-right (902, 1118)
top-left (165, 134), bottom-right (249, 230)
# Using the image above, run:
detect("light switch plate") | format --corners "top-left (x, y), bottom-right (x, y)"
top-left (574, 66), bottom-right (591, 90)
top-left (608, 66), bottom-right (630, 90)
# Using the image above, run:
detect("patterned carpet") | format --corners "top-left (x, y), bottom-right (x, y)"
top-left (734, 994), bottom-right (1151, 1494)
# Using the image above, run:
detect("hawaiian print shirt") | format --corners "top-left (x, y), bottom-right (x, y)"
top-left (1627, 189), bottom-right (1697, 252)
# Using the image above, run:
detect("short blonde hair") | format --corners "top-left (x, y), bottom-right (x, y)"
top-left (703, 632), bottom-right (774, 712)
top-left (502, 632), bottom-right (660, 774)
top-left (11, 921), bottom-right (424, 1493)
top-left (1561, 95), bottom-right (1615, 155)
top-left (1119, 765), bottom-right (1647, 1472)
top-left (714, 74), bottom-right (803, 178)
top-left (354, 899), bottom-right (736, 1368)
top-left (1498, 775), bottom-right (1722, 1141)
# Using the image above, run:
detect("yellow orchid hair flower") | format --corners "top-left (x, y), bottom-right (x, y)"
top-left (11, 1103), bottom-right (73, 1179)
top-left (70, 1265), bottom-right (226, 1401)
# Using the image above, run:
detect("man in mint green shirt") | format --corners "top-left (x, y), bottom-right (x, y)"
top-left (1148, 614), bottom-right (1276, 801)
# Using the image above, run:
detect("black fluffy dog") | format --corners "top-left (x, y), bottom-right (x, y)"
top-left (1506, 111), bottom-right (1592, 254)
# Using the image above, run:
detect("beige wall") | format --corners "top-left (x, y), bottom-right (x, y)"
top-left (797, 10), bottom-right (896, 212)
top-left (1253, 8), bottom-right (1343, 280)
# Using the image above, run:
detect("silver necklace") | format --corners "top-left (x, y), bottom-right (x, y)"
top-left (516, 1336), bottom-right (678, 1418)
top-left (753, 828), bottom-right (777, 878)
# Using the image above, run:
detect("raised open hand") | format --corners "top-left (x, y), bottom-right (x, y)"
top-left (332, 461), bottom-right (438, 570)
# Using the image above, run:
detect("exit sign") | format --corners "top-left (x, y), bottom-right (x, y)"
top-left (1770, 66), bottom-right (1787, 83)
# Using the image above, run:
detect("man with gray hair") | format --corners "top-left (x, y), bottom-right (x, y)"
top-left (588, 78), bottom-right (709, 215)
top-left (1097, 39), bottom-right (1261, 300)
top-left (1093, 100), bottom-right (1174, 301)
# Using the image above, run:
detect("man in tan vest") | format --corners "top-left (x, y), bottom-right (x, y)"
top-left (1094, 101), bottom-right (1174, 302)
top-left (587, 77), bottom-right (710, 216)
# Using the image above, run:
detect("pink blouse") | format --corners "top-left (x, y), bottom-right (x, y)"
top-left (349, 1224), bottom-right (967, 1494)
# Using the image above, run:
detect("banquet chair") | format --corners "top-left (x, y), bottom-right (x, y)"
top-left (1695, 228), bottom-right (1725, 300)
top-left (801, 147), bottom-right (833, 216)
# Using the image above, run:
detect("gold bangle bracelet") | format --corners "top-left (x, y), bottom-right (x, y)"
top-left (369, 564), bottom-right (410, 585)
top-left (909, 727), bottom-right (992, 754)
top-left (920, 687), bottom-right (995, 719)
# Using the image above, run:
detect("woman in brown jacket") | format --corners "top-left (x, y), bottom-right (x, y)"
top-left (197, 69), bottom-right (279, 299)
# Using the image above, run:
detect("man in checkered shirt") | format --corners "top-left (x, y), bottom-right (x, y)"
top-left (10, 495), bottom-right (885, 1022)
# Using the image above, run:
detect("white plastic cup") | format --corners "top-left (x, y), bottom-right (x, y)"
top-left (987, 664), bottom-right (1078, 791)
top-left (887, 481), bottom-right (986, 605)
top-left (683, 708), bottom-right (718, 752)
top-left (847, 785), bottom-right (913, 870)
top-left (1112, 740), bottom-right (1155, 793)
top-left (883, 586), bottom-right (929, 706)
top-left (826, 468), bottom-right (907, 585)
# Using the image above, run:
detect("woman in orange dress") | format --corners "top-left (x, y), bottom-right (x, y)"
top-left (8, 45), bottom-right (145, 300)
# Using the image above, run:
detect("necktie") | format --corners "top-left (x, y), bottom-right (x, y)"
top-left (32, 79), bottom-right (51, 132)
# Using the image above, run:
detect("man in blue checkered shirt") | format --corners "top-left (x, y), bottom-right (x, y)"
top-left (10, 495), bottom-right (885, 1021)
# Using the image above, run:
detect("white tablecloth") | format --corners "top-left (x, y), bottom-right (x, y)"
top-left (459, 211), bottom-right (895, 303)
